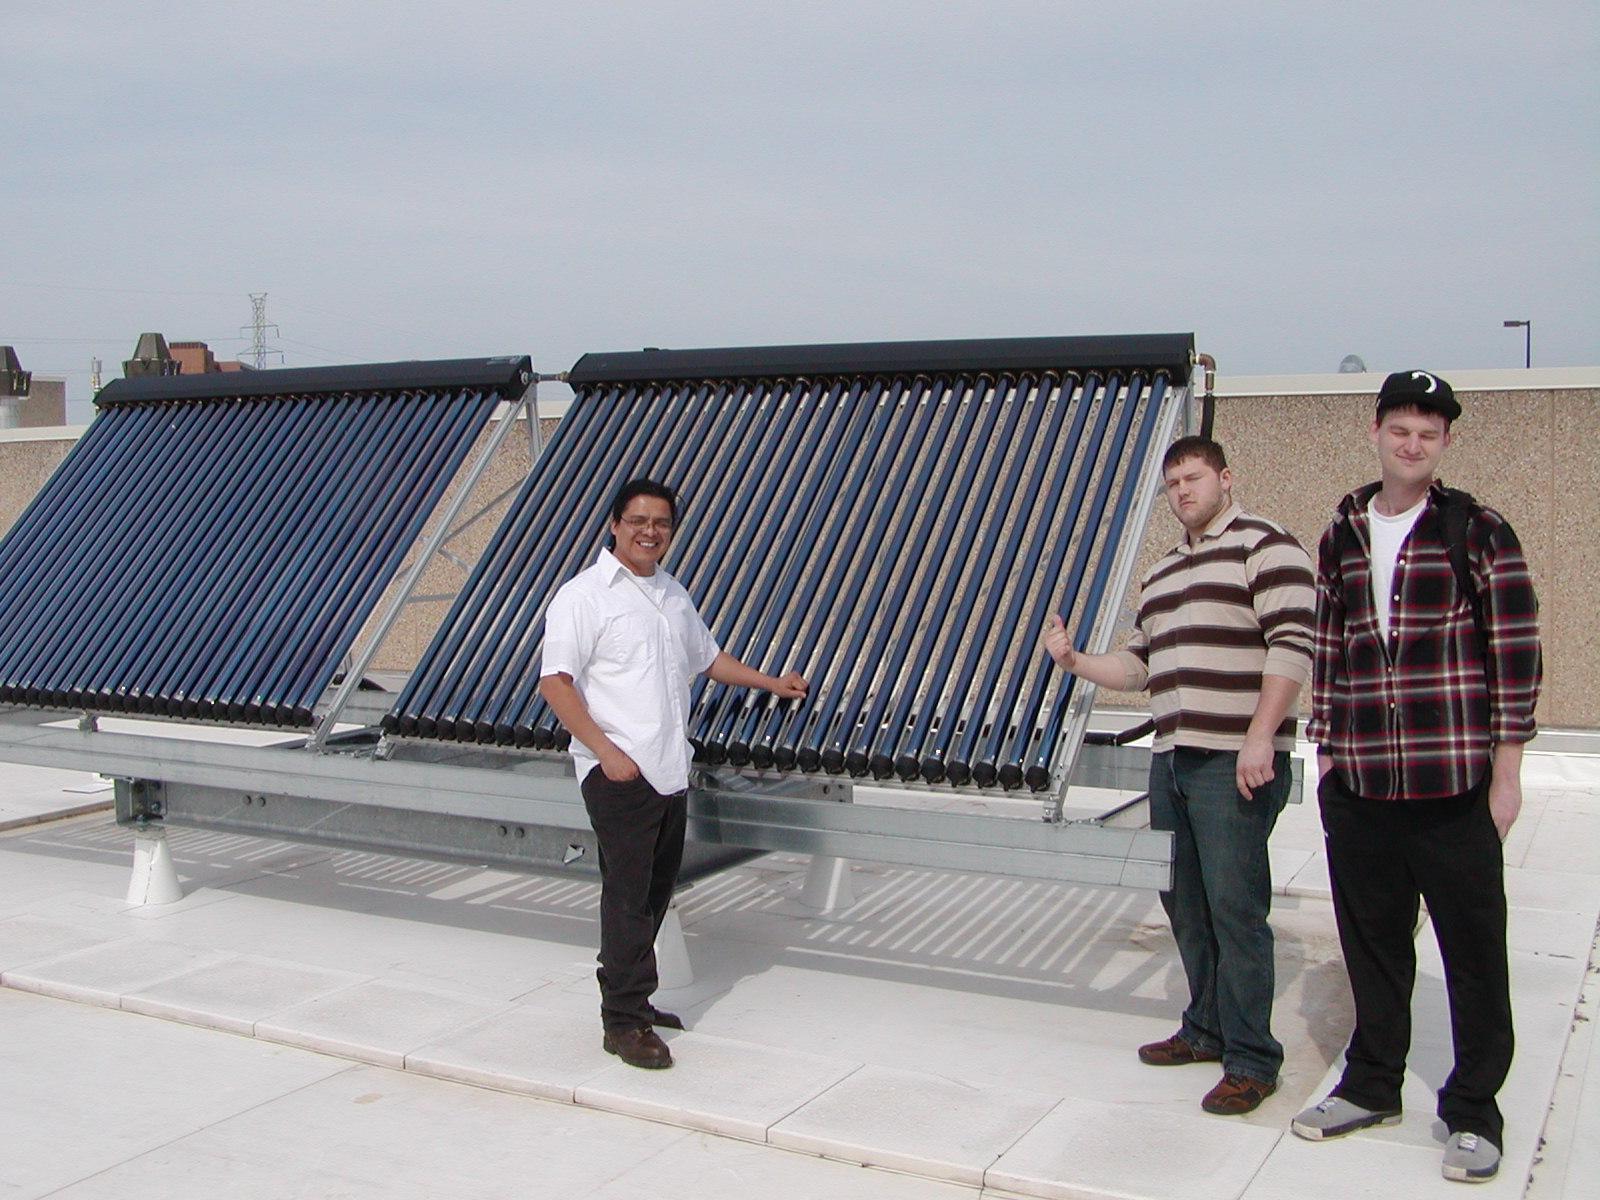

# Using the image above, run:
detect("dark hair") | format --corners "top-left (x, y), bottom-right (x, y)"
top-left (608, 477), bottom-right (680, 526)
top-left (1375, 399), bottom-right (1455, 430)
top-left (1161, 436), bottom-right (1227, 474)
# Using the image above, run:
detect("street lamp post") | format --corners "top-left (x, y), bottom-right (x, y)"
top-left (1503, 319), bottom-right (1531, 368)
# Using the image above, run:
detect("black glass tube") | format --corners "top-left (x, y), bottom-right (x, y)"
top-left (884, 373), bottom-right (1019, 779)
top-left (947, 373), bottom-right (1084, 786)
top-left (971, 373), bottom-right (1098, 787)
top-left (917, 375), bottom-right (1057, 785)
top-left (891, 377), bottom-right (1031, 783)
top-left (718, 379), bottom-right (899, 768)
top-left (1022, 374), bottom-right (1149, 788)
top-left (4, 403), bottom-right (196, 702)
top-left (60, 394), bottom-right (288, 711)
top-left (180, 390), bottom-right (403, 720)
top-left (6, 402), bottom-right (200, 701)
top-left (43, 397), bottom-right (276, 711)
top-left (705, 379), bottom-right (878, 768)
top-left (0, 404), bottom-right (151, 667)
top-left (840, 378), bottom-right (992, 778)
top-left (667, 380), bottom-right (822, 763)
top-left (695, 378), bottom-right (892, 763)
top-left (789, 378), bottom-right (947, 772)
top-left (273, 387), bottom-right (499, 722)
top-left (1023, 374), bottom-right (1167, 789)
top-left (511, 379), bottom-right (749, 746)
top-left (727, 383), bottom-right (867, 768)
top-left (389, 380), bottom-right (619, 736)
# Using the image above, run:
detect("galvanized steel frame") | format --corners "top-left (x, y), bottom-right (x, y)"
top-left (0, 707), bottom-right (1172, 889)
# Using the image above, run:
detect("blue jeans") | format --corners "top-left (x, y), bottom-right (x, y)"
top-left (1148, 746), bottom-right (1290, 1083)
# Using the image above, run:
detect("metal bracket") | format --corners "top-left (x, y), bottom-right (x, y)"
top-left (695, 769), bottom-right (855, 805)
top-left (114, 777), bottom-right (166, 824)
top-left (1067, 740), bottom-right (1305, 806)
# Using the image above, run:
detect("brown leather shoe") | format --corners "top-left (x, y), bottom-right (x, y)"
top-left (1138, 1032), bottom-right (1222, 1066)
top-left (602, 1026), bottom-right (673, 1069)
top-left (1201, 1072), bottom-right (1278, 1115)
top-left (647, 1006), bottom-right (685, 1030)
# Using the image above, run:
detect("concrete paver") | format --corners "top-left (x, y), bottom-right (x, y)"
top-left (1, 747), bottom-right (1595, 1199)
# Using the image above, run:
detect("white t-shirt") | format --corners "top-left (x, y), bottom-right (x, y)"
top-left (540, 549), bottom-right (720, 794)
top-left (1367, 495), bottom-right (1427, 641)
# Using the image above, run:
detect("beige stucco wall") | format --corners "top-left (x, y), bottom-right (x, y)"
top-left (353, 415), bottom-right (560, 672)
top-left (2, 373), bottom-right (1595, 727)
top-left (0, 428), bottom-right (77, 518)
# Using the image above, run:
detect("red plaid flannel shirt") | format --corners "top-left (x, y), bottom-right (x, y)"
top-left (1307, 481), bottom-right (1541, 801)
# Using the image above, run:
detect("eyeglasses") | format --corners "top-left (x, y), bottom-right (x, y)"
top-left (619, 516), bottom-right (674, 532)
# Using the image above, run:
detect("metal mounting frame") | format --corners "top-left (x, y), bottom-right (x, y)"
top-left (0, 707), bottom-right (1172, 890)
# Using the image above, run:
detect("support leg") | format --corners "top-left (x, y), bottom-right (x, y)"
top-left (126, 824), bottom-right (183, 906)
top-left (653, 901), bottom-right (693, 990)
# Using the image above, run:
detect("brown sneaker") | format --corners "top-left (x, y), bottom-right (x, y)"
top-left (1138, 1032), bottom-right (1223, 1066)
top-left (602, 1026), bottom-right (673, 1069)
top-left (1201, 1072), bottom-right (1278, 1115)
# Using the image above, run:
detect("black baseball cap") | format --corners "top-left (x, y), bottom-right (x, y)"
top-left (1376, 370), bottom-right (1460, 421)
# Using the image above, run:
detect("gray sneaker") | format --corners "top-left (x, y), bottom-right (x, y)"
top-left (1441, 1132), bottom-right (1500, 1183)
top-left (1290, 1095), bottom-right (1403, 1140)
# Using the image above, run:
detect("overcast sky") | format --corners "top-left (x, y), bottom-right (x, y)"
top-left (6, 1), bottom-right (1597, 416)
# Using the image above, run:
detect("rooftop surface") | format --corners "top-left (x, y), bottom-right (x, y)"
top-left (2, 735), bottom-right (1596, 1199)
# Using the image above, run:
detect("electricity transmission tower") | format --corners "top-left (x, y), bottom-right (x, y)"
top-left (242, 293), bottom-right (283, 370)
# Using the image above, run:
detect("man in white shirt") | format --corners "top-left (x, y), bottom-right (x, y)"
top-left (539, 478), bottom-right (807, 1069)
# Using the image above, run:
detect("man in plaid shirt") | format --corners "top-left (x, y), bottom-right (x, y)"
top-left (1293, 371), bottom-right (1541, 1185)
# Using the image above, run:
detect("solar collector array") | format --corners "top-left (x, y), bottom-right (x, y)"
top-left (0, 358), bottom-right (526, 726)
top-left (388, 336), bottom-right (1191, 791)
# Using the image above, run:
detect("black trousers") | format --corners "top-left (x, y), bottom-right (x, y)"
top-left (581, 768), bottom-right (688, 1033)
top-left (1318, 769), bottom-right (1512, 1148)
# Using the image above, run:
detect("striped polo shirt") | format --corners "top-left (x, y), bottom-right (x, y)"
top-left (1112, 502), bottom-right (1315, 753)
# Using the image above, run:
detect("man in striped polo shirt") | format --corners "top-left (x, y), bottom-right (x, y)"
top-left (1044, 435), bottom-right (1315, 1116)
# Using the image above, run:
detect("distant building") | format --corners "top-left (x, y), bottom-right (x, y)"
top-left (0, 346), bottom-right (68, 427)
top-left (123, 333), bottom-right (180, 378)
top-left (123, 333), bottom-right (250, 380)
top-left (170, 340), bottom-right (249, 376)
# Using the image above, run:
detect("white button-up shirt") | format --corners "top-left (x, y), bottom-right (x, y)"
top-left (540, 549), bottom-right (720, 795)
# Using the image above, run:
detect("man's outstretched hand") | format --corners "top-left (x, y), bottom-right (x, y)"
top-left (770, 671), bottom-right (809, 699)
top-left (1042, 614), bottom-right (1078, 672)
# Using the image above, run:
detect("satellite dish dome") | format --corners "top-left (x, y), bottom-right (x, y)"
top-left (1338, 354), bottom-right (1367, 374)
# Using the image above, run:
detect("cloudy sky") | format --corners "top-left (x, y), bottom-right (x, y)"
top-left (6, 1), bottom-right (1596, 416)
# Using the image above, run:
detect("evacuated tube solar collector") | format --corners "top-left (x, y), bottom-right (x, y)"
top-left (0, 358), bottom-right (528, 727)
top-left (385, 335), bottom-right (1194, 797)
